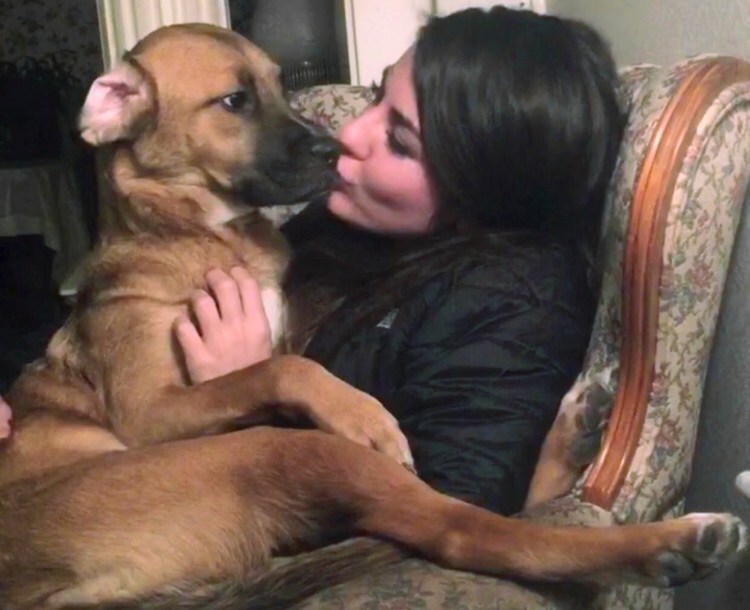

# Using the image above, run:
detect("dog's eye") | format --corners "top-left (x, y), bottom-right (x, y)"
top-left (220, 91), bottom-right (250, 112)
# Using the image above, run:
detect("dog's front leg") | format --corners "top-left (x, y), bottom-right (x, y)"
top-left (109, 354), bottom-right (412, 467)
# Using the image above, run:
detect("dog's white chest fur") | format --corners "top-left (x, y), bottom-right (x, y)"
top-left (260, 285), bottom-right (286, 348)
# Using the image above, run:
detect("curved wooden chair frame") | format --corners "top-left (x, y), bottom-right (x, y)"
top-left (582, 57), bottom-right (750, 508)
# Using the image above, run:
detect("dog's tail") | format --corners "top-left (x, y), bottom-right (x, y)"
top-left (102, 538), bottom-right (407, 610)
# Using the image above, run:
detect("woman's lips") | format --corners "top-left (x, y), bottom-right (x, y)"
top-left (332, 173), bottom-right (351, 192)
top-left (332, 168), bottom-right (354, 192)
top-left (334, 158), bottom-right (355, 191)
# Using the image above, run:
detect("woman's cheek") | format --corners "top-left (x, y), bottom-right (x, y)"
top-left (363, 162), bottom-right (410, 208)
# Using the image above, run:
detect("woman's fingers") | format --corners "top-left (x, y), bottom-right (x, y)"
top-left (230, 267), bottom-right (263, 316)
top-left (206, 268), bottom-right (243, 322)
top-left (174, 314), bottom-right (212, 383)
top-left (174, 269), bottom-right (275, 385)
top-left (231, 266), bottom-right (273, 355)
top-left (230, 266), bottom-right (272, 335)
top-left (174, 314), bottom-right (206, 357)
top-left (191, 289), bottom-right (221, 336)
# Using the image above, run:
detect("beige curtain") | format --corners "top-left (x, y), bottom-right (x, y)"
top-left (96, 0), bottom-right (231, 69)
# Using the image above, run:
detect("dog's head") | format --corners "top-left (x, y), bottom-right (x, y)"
top-left (79, 24), bottom-right (338, 215)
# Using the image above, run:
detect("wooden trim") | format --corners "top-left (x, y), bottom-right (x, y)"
top-left (581, 57), bottom-right (750, 509)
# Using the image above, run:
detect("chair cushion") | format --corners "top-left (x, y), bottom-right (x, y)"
top-left (293, 558), bottom-right (592, 610)
top-left (288, 497), bottom-right (613, 609)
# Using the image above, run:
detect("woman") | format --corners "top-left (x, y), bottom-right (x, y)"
top-left (155, 7), bottom-right (623, 515)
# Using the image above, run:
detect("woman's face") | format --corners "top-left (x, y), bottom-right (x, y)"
top-left (327, 50), bottom-right (439, 235)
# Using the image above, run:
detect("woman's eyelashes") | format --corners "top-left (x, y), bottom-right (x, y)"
top-left (386, 128), bottom-right (411, 157)
top-left (368, 80), bottom-right (414, 158)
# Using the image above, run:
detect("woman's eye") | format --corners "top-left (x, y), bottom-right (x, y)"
top-left (220, 91), bottom-right (250, 112)
top-left (386, 128), bottom-right (411, 157)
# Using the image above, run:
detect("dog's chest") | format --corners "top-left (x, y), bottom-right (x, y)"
top-left (221, 222), bottom-right (290, 348)
top-left (260, 285), bottom-right (286, 348)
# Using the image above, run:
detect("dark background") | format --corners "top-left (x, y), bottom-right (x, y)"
top-left (0, 0), bottom-right (344, 392)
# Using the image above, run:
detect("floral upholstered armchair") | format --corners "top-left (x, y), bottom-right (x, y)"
top-left (279, 55), bottom-right (750, 610)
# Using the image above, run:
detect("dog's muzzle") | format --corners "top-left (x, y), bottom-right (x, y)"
top-left (232, 120), bottom-right (342, 207)
top-left (309, 136), bottom-right (340, 168)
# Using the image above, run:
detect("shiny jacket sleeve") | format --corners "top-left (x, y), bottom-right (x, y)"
top-left (387, 258), bottom-right (592, 515)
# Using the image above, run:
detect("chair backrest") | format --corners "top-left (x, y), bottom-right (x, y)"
top-left (291, 83), bottom-right (375, 131)
top-left (575, 56), bottom-right (750, 523)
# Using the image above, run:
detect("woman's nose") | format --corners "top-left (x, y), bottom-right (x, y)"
top-left (337, 107), bottom-right (375, 160)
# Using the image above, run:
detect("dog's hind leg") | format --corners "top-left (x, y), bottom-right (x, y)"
top-left (0, 426), bottom-right (404, 609)
top-left (273, 429), bottom-right (745, 589)
top-left (4, 427), bottom-right (744, 609)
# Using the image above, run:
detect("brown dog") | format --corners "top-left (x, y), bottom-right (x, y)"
top-left (0, 24), bottom-right (746, 610)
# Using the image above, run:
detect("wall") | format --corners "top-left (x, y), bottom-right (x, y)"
top-left (340, 0), bottom-right (540, 86)
top-left (546, 0), bottom-right (750, 66)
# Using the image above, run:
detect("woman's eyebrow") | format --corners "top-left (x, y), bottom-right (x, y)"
top-left (379, 64), bottom-right (419, 137)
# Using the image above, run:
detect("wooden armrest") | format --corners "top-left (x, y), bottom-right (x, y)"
top-left (582, 57), bottom-right (750, 509)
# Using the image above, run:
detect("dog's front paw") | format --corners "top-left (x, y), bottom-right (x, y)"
top-left (347, 393), bottom-right (415, 472)
top-left (311, 387), bottom-right (414, 472)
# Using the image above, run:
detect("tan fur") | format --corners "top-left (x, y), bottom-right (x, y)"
top-left (0, 24), bottom-right (745, 610)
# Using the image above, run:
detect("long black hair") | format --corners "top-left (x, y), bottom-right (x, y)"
top-left (284, 7), bottom-right (625, 354)
top-left (414, 7), bottom-right (623, 238)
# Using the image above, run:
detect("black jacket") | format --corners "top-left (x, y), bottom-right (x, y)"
top-left (284, 209), bottom-right (594, 515)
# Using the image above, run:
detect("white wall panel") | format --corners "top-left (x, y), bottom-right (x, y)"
top-left (344, 0), bottom-right (432, 86)
top-left (436, 1), bottom-right (545, 14)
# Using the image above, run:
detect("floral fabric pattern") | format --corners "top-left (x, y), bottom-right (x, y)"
top-left (290, 84), bottom-right (375, 131)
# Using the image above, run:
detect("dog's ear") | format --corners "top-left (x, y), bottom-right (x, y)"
top-left (79, 62), bottom-right (154, 146)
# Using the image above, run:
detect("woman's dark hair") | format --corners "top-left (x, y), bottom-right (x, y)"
top-left (413, 6), bottom-right (624, 242)
top-left (285, 7), bottom-right (625, 353)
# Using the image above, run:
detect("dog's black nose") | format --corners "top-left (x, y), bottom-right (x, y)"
top-left (311, 138), bottom-right (340, 166)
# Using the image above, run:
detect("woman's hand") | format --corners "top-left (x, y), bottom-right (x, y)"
top-left (0, 395), bottom-right (12, 440)
top-left (175, 267), bottom-right (272, 384)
